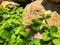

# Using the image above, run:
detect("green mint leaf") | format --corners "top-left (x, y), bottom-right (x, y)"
top-left (20, 31), bottom-right (29, 37)
top-left (40, 14), bottom-right (51, 18)
top-left (1, 31), bottom-right (10, 40)
top-left (42, 30), bottom-right (51, 41)
top-left (0, 5), bottom-right (3, 9)
top-left (33, 38), bottom-right (42, 45)
top-left (53, 38), bottom-right (60, 45)
top-left (29, 38), bottom-right (42, 45)
top-left (50, 26), bottom-right (58, 32)
top-left (32, 18), bottom-right (42, 24)
top-left (50, 32), bottom-right (60, 38)
top-left (50, 26), bottom-right (60, 37)
top-left (42, 23), bottom-right (48, 28)
top-left (31, 24), bottom-right (40, 31)
top-left (10, 34), bottom-right (16, 42)
top-left (8, 5), bottom-right (15, 9)
top-left (0, 39), bottom-right (4, 43)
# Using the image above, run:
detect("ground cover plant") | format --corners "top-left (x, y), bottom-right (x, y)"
top-left (0, 2), bottom-right (60, 45)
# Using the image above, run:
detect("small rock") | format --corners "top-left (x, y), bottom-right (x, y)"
top-left (1, 1), bottom-right (17, 8)
top-left (34, 32), bottom-right (42, 39)
top-left (22, 0), bottom-right (45, 25)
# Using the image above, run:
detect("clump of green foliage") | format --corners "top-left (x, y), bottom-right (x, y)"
top-left (0, 4), bottom-right (29, 45)
top-left (0, 3), bottom-right (60, 45)
top-left (29, 14), bottom-right (60, 45)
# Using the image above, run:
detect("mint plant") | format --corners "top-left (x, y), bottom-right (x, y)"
top-left (29, 14), bottom-right (60, 45)
top-left (0, 3), bottom-right (60, 45)
top-left (0, 4), bottom-right (29, 45)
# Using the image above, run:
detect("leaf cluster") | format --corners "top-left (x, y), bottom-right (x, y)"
top-left (0, 3), bottom-right (60, 45)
